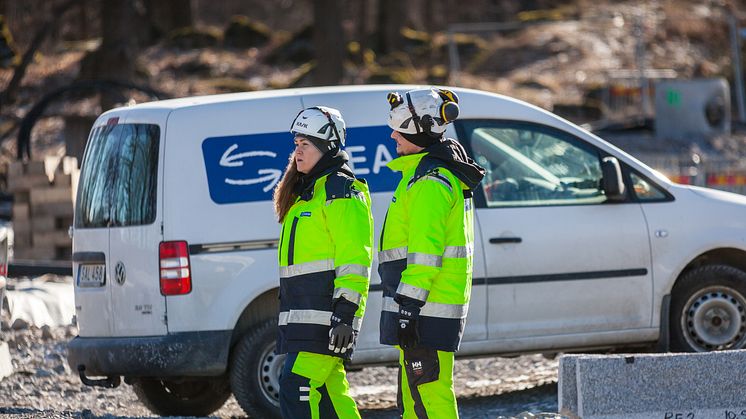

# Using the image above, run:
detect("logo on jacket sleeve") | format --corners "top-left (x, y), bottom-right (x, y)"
top-left (300, 211), bottom-right (312, 217)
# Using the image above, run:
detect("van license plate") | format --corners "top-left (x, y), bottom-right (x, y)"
top-left (78, 264), bottom-right (106, 287)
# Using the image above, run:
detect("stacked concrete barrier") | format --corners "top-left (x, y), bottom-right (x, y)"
top-left (559, 350), bottom-right (746, 419)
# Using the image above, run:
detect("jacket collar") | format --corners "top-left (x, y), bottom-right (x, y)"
top-left (386, 152), bottom-right (426, 173)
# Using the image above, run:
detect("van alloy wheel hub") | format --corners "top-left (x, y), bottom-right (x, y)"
top-left (682, 286), bottom-right (746, 351)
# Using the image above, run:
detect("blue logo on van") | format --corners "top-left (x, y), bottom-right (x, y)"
top-left (202, 126), bottom-right (401, 204)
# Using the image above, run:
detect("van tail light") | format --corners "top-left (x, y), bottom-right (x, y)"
top-left (159, 241), bottom-right (192, 296)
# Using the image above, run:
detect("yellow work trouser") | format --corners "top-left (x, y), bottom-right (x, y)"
top-left (398, 347), bottom-right (458, 419)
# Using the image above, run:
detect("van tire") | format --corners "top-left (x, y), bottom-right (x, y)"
top-left (131, 377), bottom-right (230, 416)
top-left (670, 264), bottom-right (746, 352)
top-left (230, 318), bottom-right (283, 419)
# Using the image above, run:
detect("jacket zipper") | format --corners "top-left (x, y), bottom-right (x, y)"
top-left (288, 216), bottom-right (300, 265)
top-left (278, 222), bottom-right (286, 263)
top-left (379, 210), bottom-right (389, 252)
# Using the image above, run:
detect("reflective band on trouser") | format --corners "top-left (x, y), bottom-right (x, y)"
top-left (279, 310), bottom-right (363, 331)
top-left (396, 282), bottom-right (429, 302)
top-left (382, 296), bottom-right (467, 319)
top-left (280, 352), bottom-right (362, 419)
top-left (379, 247), bottom-right (407, 263)
top-left (280, 259), bottom-right (335, 278)
top-left (335, 264), bottom-right (370, 278)
top-left (407, 252), bottom-right (443, 268)
top-left (442, 245), bottom-right (472, 259)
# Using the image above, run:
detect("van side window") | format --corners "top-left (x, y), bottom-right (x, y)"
top-left (76, 124), bottom-right (160, 228)
top-left (630, 172), bottom-right (668, 201)
top-left (459, 120), bottom-right (606, 207)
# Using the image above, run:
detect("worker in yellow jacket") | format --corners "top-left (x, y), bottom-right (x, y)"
top-left (273, 106), bottom-right (373, 419)
top-left (378, 88), bottom-right (485, 418)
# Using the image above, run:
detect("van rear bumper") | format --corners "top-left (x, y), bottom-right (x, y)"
top-left (67, 330), bottom-right (232, 377)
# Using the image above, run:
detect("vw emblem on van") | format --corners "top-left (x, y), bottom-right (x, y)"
top-left (114, 262), bottom-right (126, 286)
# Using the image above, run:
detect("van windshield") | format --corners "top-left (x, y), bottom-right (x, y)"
top-left (75, 123), bottom-right (160, 228)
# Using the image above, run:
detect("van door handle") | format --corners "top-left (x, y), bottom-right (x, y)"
top-left (489, 237), bottom-right (522, 244)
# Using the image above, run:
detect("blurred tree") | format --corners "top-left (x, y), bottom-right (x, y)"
top-left (313, 0), bottom-right (344, 85)
top-left (1, 0), bottom-right (79, 106)
top-left (143, 0), bottom-right (194, 37)
top-left (98, 0), bottom-right (136, 81)
top-left (376, 0), bottom-right (407, 54)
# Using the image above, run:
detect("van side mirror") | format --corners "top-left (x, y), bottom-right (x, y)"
top-left (601, 156), bottom-right (626, 202)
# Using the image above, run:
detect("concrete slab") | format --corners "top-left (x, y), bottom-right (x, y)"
top-left (558, 355), bottom-right (579, 418)
top-left (0, 341), bottom-right (13, 380)
top-left (560, 351), bottom-right (746, 419)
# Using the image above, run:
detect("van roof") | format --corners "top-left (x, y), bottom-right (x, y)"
top-left (117, 84), bottom-right (505, 111)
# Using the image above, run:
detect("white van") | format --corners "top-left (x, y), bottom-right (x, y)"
top-left (67, 85), bottom-right (746, 417)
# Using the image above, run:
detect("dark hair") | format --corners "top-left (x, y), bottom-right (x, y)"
top-left (273, 152), bottom-right (302, 223)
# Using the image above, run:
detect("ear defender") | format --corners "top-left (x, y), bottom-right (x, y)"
top-left (440, 101), bottom-right (460, 123)
top-left (437, 89), bottom-right (460, 123)
top-left (387, 92), bottom-right (404, 110)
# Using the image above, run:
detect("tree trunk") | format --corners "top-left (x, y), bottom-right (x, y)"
top-left (144, 0), bottom-right (193, 36)
top-left (169, 0), bottom-right (193, 30)
top-left (376, 0), bottom-right (407, 54)
top-left (313, 0), bottom-right (344, 85)
top-left (98, 0), bottom-right (137, 109)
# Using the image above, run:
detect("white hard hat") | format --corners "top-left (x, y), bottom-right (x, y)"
top-left (387, 87), bottom-right (460, 137)
top-left (290, 106), bottom-right (346, 146)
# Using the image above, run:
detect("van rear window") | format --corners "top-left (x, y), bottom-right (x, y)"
top-left (75, 123), bottom-right (160, 228)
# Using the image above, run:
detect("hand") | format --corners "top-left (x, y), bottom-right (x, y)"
top-left (397, 306), bottom-right (420, 349)
top-left (328, 313), bottom-right (355, 354)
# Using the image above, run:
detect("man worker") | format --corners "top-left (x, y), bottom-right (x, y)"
top-left (378, 87), bottom-right (485, 418)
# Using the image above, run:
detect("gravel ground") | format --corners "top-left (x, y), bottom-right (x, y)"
top-left (0, 326), bottom-right (561, 419)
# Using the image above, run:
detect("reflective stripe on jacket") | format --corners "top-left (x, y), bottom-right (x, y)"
top-left (278, 169), bottom-right (373, 358)
top-left (378, 152), bottom-right (475, 351)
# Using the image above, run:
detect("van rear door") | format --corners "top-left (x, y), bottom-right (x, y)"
top-left (74, 111), bottom-right (167, 337)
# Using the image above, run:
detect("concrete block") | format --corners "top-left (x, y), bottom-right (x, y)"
top-left (12, 203), bottom-right (29, 220)
top-left (8, 161), bottom-right (46, 180)
top-left (30, 187), bottom-right (73, 206)
top-left (31, 216), bottom-right (56, 233)
top-left (13, 246), bottom-right (56, 260)
top-left (33, 230), bottom-right (71, 247)
top-left (0, 341), bottom-right (12, 380)
top-left (560, 351), bottom-right (746, 419)
top-left (30, 202), bottom-right (73, 218)
top-left (8, 175), bottom-right (51, 193)
top-left (558, 355), bottom-right (579, 419)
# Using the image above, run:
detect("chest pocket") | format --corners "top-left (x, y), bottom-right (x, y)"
top-left (286, 207), bottom-right (330, 265)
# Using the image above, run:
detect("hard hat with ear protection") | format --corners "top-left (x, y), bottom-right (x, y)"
top-left (290, 106), bottom-right (347, 147)
top-left (387, 87), bottom-right (460, 137)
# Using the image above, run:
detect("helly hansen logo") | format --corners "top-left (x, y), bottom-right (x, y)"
top-left (410, 360), bottom-right (424, 376)
top-left (300, 211), bottom-right (312, 217)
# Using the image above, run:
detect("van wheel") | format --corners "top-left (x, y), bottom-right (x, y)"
top-left (230, 318), bottom-right (284, 419)
top-left (670, 264), bottom-right (746, 352)
top-left (132, 376), bottom-right (230, 416)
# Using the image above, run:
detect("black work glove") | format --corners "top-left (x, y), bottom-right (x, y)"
top-left (397, 304), bottom-right (420, 349)
top-left (328, 297), bottom-right (358, 354)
